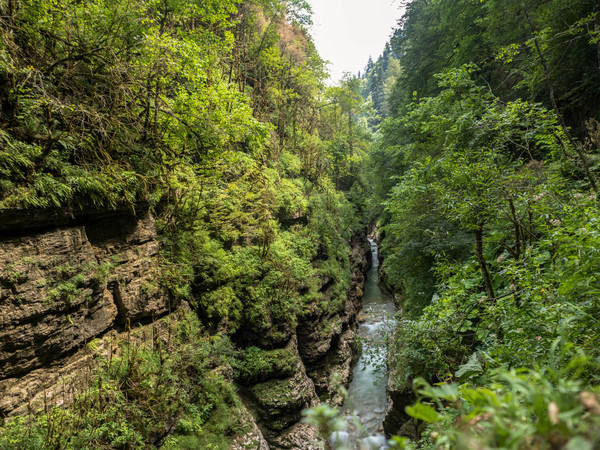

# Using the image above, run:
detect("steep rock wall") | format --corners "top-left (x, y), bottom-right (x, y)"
top-left (297, 234), bottom-right (370, 403)
top-left (239, 234), bottom-right (371, 448)
top-left (0, 207), bottom-right (171, 417)
top-left (0, 210), bottom-right (371, 448)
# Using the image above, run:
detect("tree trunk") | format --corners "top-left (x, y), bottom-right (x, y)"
top-left (594, 0), bottom-right (600, 72)
top-left (474, 224), bottom-right (495, 301)
top-left (508, 197), bottom-right (521, 259)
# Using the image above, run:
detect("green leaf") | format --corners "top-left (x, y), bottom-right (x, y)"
top-left (405, 403), bottom-right (442, 423)
top-left (430, 383), bottom-right (460, 401)
top-left (455, 352), bottom-right (484, 381)
top-left (565, 437), bottom-right (593, 450)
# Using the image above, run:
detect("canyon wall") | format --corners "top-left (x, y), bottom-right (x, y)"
top-left (0, 206), bottom-right (171, 417)
top-left (0, 208), bottom-right (370, 448)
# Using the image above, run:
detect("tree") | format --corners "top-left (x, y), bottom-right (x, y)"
top-left (385, 65), bottom-right (566, 307)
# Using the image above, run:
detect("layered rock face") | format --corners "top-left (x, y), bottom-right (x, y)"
top-left (0, 207), bottom-right (170, 417)
top-left (243, 336), bottom-right (322, 449)
top-left (297, 235), bottom-right (370, 404)
top-left (238, 235), bottom-right (371, 448)
top-left (0, 207), bottom-right (370, 448)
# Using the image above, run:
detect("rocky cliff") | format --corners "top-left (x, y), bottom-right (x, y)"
top-left (0, 208), bottom-right (371, 448)
top-left (235, 234), bottom-right (371, 448)
top-left (0, 206), bottom-right (171, 417)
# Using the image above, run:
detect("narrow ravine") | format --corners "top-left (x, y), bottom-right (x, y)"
top-left (332, 238), bottom-right (396, 449)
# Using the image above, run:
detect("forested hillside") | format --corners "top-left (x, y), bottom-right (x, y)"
top-left (368, 0), bottom-right (600, 448)
top-left (0, 0), bottom-right (373, 448)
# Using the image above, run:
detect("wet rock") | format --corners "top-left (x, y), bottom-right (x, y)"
top-left (246, 354), bottom-right (318, 433)
top-left (382, 375), bottom-right (416, 437)
top-left (266, 422), bottom-right (322, 449)
top-left (297, 234), bottom-right (370, 401)
top-left (234, 318), bottom-right (295, 350)
top-left (227, 367), bottom-right (270, 450)
top-left (236, 332), bottom-right (324, 448)
top-left (297, 314), bottom-right (344, 366)
top-left (230, 406), bottom-right (270, 450)
top-left (307, 328), bottom-right (359, 405)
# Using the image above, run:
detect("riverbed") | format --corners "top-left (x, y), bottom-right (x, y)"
top-left (331, 238), bottom-right (396, 449)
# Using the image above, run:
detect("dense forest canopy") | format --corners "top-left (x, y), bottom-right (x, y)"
top-left (366, 0), bottom-right (600, 447)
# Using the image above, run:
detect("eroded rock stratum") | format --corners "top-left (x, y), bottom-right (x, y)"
top-left (0, 207), bottom-right (170, 416)
top-left (0, 208), bottom-right (370, 448)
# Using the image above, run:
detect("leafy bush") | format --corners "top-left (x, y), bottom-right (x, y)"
top-left (401, 352), bottom-right (600, 449)
top-left (233, 346), bottom-right (297, 385)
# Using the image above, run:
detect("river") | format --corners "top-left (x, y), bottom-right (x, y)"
top-left (331, 238), bottom-right (396, 449)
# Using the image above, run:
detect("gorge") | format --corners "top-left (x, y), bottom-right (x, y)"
top-left (0, 206), bottom-right (379, 448)
top-left (335, 239), bottom-right (395, 450)
top-left (3, 0), bottom-right (600, 448)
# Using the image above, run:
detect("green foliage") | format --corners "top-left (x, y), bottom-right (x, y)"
top-left (388, 309), bottom-right (470, 391)
top-left (360, 41), bottom-right (402, 122)
top-left (364, 10), bottom-right (600, 446)
top-left (405, 354), bottom-right (600, 449)
top-left (386, 169), bottom-right (600, 405)
top-left (380, 65), bottom-right (566, 315)
top-left (388, 0), bottom-right (600, 132)
top-left (0, 0), bottom-right (261, 211)
top-left (43, 261), bottom-right (97, 304)
top-left (360, 0), bottom-right (600, 448)
top-left (0, 314), bottom-right (251, 449)
top-left (233, 346), bottom-right (297, 385)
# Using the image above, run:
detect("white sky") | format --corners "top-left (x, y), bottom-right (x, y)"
top-left (308, 0), bottom-right (404, 83)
